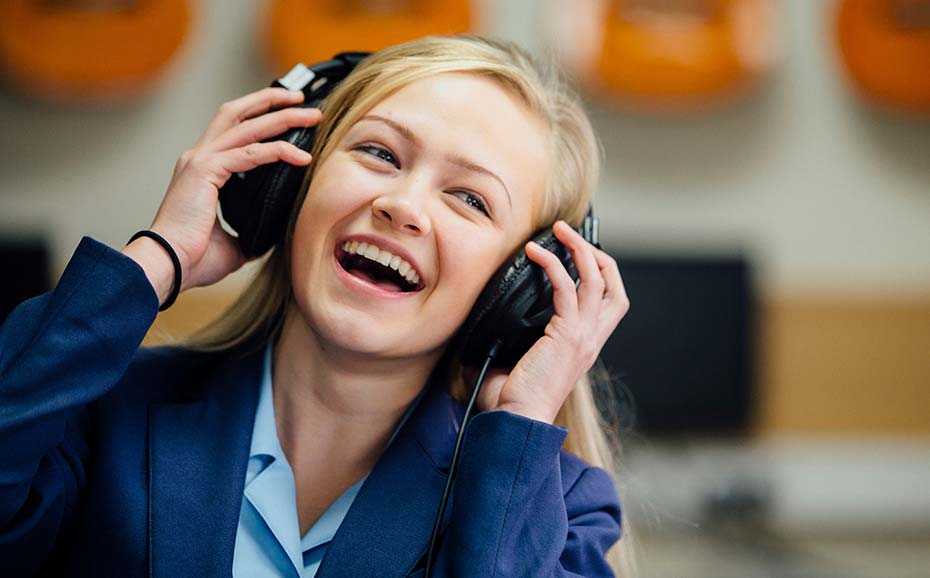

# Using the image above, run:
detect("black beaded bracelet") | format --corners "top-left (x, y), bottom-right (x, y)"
top-left (127, 230), bottom-right (181, 311)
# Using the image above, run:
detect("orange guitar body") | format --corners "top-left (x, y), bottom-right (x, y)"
top-left (835, 0), bottom-right (930, 113)
top-left (0, 0), bottom-right (191, 103)
top-left (264, 0), bottom-right (472, 76)
top-left (566, 0), bottom-right (778, 111)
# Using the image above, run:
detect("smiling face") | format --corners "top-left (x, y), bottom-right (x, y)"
top-left (288, 72), bottom-right (549, 360)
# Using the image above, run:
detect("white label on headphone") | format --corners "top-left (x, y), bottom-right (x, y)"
top-left (278, 64), bottom-right (316, 92)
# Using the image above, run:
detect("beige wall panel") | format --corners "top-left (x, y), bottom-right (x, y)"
top-left (756, 297), bottom-right (930, 436)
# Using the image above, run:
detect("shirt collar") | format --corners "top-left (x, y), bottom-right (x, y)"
top-left (245, 339), bottom-right (427, 551)
top-left (247, 341), bottom-right (283, 465)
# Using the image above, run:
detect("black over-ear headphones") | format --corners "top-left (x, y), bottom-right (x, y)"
top-left (219, 52), bottom-right (599, 370)
top-left (217, 53), bottom-right (600, 577)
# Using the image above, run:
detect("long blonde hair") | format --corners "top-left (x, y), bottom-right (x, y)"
top-left (179, 34), bottom-right (634, 576)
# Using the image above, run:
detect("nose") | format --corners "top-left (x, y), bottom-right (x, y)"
top-left (371, 185), bottom-right (431, 236)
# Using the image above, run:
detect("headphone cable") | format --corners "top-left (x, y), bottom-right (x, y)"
top-left (424, 339), bottom-right (502, 578)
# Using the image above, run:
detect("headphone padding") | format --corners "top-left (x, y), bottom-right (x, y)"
top-left (456, 229), bottom-right (577, 368)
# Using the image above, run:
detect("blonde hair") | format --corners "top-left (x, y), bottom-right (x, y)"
top-left (179, 34), bottom-right (634, 576)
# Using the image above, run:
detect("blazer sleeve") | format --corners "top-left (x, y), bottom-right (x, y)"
top-left (440, 410), bottom-right (622, 578)
top-left (0, 236), bottom-right (159, 576)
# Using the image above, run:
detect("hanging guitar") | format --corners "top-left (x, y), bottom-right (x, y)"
top-left (0, 0), bottom-right (192, 103)
top-left (262, 0), bottom-right (473, 76)
top-left (546, 0), bottom-right (781, 112)
top-left (835, 0), bottom-right (930, 114)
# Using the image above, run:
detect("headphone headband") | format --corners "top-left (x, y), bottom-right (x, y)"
top-left (273, 52), bottom-right (371, 94)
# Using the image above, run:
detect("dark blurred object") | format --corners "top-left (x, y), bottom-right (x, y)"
top-left (703, 477), bottom-right (774, 535)
top-left (0, 237), bottom-right (51, 324)
top-left (597, 252), bottom-right (755, 435)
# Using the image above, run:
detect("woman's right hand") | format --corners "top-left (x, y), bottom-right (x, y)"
top-left (123, 87), bottom-right (322, 305)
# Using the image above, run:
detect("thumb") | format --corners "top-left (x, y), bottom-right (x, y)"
top-left (474, 368), bottom-right (509, 412)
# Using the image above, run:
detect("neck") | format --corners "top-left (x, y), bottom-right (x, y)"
top-left (271, 304), bottom-right (442, 477)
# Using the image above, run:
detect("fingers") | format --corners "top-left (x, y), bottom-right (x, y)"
top-left (206, 106), bottom-right (322, 153)
top-left (218, 140), bottom-right (313, 175)
top-left (195, 87), bottom-right (306, 147)
top-left (552, 220), bottom-right (604, 314)
top-left (525, 240), bottom-right (578, 317)
top-left (191, 87), bottom-right (320, 175)
top-left (529, 220), bottom-right (630, 336)
top-left (592, 247), bottom-right (629, 314)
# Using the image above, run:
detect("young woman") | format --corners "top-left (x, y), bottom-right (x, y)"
top-left (0, 35), bottom-right (632, 577)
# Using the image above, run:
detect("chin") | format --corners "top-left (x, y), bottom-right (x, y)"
top-left (297, 302), bottom-right (416, 358)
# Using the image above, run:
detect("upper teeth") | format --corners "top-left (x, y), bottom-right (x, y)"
top-left (342, 241), bottom-right (421, 286)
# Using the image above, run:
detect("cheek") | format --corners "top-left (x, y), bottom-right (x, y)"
top-left (289, 200), bottom-right (335, 291)
top-left (293, 177), bottom-right (361, 249)
top-left (289, 170), bottom-right (378, 288)
top-left (298, 165), bottom-right (379, 232)
top-left (435, 233), bottom-right (509, 309)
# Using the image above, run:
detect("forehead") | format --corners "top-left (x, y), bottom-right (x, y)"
top-left (353, 72), bottom-right (549, 222)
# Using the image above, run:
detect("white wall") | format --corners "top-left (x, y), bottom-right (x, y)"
top-left (1, 0), bottom-right (928, 298)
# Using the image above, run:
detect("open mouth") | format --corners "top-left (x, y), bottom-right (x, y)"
top-left (334, 243), bottom-right (425, 294)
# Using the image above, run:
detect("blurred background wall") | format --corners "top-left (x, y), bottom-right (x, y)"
top-left (2, 1), bottom-right (928, 299)
top-left (1, 1), bottom-right (928, 576)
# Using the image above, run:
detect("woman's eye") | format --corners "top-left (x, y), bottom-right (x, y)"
top-left (356, 144), bottom-right (398, 167)
top-left (450, 190), bottom-right (489, 216)
top-left (353, 145), bottom-right (489, 217)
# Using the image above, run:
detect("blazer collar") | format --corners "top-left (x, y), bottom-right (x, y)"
top-left (147, 343), bottom-right (262, 578)
top-left (318, 367), bottom-right (464, 578)
top-left (146, 342), bottom-right (464, 578)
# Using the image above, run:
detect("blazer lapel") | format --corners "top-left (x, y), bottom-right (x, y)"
top-left (317, 376), bottom-right (464, 578)
top-left (147, 345), bottom-right (263, 578)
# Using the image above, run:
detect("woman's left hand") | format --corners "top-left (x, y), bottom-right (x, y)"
top-left (473, 220), bottom-right (631, 424)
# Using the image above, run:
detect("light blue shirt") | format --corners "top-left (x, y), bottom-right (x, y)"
top-left (231, 343), bottom-right (367, 578)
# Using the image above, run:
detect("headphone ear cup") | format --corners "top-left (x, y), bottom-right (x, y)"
top-left (456, 228), bottom-right (579, 368)
top-left (217, 54), bottom-right (372, 258)
top-left (217, 105), bottom-right (318, 258)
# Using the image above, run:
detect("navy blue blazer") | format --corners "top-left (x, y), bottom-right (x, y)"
top-left (0, 237), bottom-right (622, 578)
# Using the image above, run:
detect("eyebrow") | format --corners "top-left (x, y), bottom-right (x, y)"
top-left (357, 114), bottom-right (513, 208)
